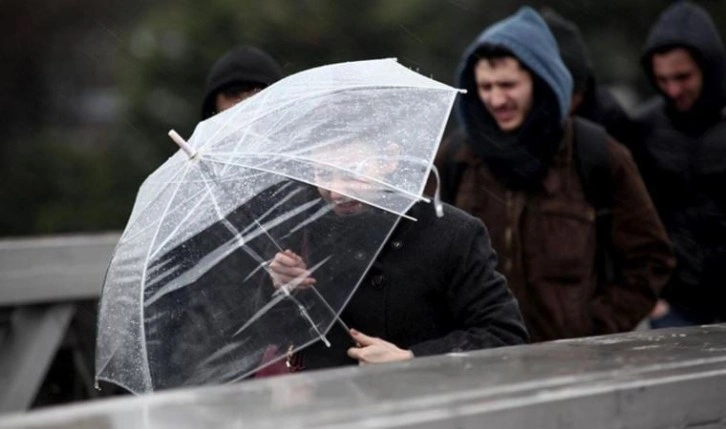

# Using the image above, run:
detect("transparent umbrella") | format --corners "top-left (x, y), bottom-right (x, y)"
top-left (95, 58), bottom-right (461, 394)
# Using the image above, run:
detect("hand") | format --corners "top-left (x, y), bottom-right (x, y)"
top-left (268, 250), bottom-right (316, 290)
top-left (650, 299), bottom-right (670, 319)
top-left (346, 329), bottom-right (414, 365)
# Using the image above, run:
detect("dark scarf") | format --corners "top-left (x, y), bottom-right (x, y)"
top-left (460, 74), bottom-right (564, 189)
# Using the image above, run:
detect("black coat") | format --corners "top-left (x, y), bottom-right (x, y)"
top-left (143, 183), bottom-right (527, 387)
top-left (298, 201), bottom-right (529, 370)
top-left (635, 1), bottom-right (726, 322)
top-left (577, 84), bottom-right (638, 151)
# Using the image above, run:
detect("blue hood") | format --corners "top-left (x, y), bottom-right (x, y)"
top-left (456, 6), bottom-right (573, 124)
top-left (453, 7), bottom-right (573, 188)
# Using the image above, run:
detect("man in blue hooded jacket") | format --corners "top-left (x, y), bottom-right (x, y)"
top-left (436, 7), bottom-right (674, 342)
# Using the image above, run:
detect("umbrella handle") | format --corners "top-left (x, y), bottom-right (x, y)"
top-left (429, 165), bottom-right (445, 218)
top-left (168, 129), bottom-right (198, 159)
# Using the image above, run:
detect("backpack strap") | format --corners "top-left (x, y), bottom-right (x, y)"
top-left (572, 117), bottom-right (618, 284)
top-left (572, 117), bottom-right (612, 212)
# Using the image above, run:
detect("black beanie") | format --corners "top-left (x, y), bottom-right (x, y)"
top-left (201, 46), bottom-right (283, 119)
top-left (541, 9), bottom-right (592, 93)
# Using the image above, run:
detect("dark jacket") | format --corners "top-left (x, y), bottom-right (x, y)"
top-left (144, 183), bottom-right (527, 387)
top-left (201, 46), bottom-right (283, 119)
top-left (439, 7), bottom-right (674, 341)
top-left (540, 9), bottom-right (639, 150)
top-left (635, 1), bottom-right (726, 322)
top-left (437, 124), bottom-right (674, 341)
top-left (299, 202), bottom-right (528, 370)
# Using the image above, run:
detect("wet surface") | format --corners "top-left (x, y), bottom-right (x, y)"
top-left (1, 324), bottom-right (725, 428)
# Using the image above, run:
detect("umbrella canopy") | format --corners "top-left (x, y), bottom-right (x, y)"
top-left (96, 58), bottom-right (461, 394)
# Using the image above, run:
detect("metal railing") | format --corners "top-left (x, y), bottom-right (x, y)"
top-left (0, 233), bottom-right (118, 413)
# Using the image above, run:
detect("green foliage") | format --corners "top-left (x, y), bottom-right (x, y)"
top-left (0, 132), bottom-right (137, 234)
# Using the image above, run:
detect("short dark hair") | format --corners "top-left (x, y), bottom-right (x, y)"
top-left (473, 44), bottom-right (530, 72)
top-left (650, 44), bottom-right (703, 67)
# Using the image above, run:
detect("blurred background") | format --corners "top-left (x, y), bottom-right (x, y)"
top-left (1, 0), bottom-right (725, 410)
top-left (3, 0), bottom-right (725, 238)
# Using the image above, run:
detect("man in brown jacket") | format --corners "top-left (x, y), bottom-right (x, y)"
top-left (436, 7), bottom-right (675, 342)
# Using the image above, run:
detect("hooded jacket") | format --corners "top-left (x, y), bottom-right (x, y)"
top-left (201, 46), bottom-right (283, 119)
top-left (437, 7), bottom-right (674, 341)
top-left (635, 1), bottom-right (726, 322)
top-left (541, 9), bottom-right (637, 150)
top-left (640, 1), bottom-right (726, 133)
top-left (455, 7), bottom-right (572, 188)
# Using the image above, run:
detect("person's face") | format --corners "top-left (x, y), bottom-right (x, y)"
top-left (652, 48), bottom-right (703, 112)
top-left (474, 57), bottom-right (534, 132)
top-left (314, 144), bottom-right (397, 217)
top-left (316, 174), bottom-right (370, 216)
top-left (214, 87), bottom-right (263, 113)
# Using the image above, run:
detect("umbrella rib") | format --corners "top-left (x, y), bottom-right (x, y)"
top-left (198, 168), bottom-right (286, 258)
top-left (198, 159), bottom-right (289, 255)
top-left (233, 256), bottom-right (334, 347)
top-left (202, 155), bottom-right (419, 221)
top-left (146, 188), bottom-right (213, 261)
top-left (121, 182), bottom-right (209, 246)
top-left (117, 162), bottom-right (192, 244)
top-left (220, 91), bottom-right (299, 177)
top-left (206, 151), bottom-right (426, 202)
top-left (197, 88), bottom-right (274, 167)
top-left (195, 84), bottom-right (455, 155)
top-left (415, 91), bottom-right (460, 199)
top-left (305, 284), bottom-right (352, 333)
top-left (143, 198), bottom-right (323, 307)
top-left (136, 159), bottom-right (196, 389)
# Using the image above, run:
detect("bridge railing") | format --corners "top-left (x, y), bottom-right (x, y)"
top-left (0, 233), bottom-right (119, 413)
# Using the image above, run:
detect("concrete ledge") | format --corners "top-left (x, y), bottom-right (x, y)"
top-left (0, 233), bottom-right (120, 305)
top-left (0, 305), bottom-right (75, 413)
top-left (1, 324), bottom-right (724, 429)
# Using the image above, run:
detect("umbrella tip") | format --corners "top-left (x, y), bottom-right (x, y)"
top-left (168, 129), bottom-right (198, 159)
top-left (435, 201), bottom-right (444, 218)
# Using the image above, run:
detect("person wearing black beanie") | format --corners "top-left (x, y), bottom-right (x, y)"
top-left (201, 46), bottom-right (283, 119)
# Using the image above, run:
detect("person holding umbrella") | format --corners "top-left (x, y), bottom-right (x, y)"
top-left (96, 59), bottom-right (527, 392)
top-left (268, 141), bottom-right (529, 371)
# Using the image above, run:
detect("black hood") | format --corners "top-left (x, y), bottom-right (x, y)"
top-left (541, 8), bottom-right (592, 94)
top-left (642, 1), bottom-right (726, 126)
top-left (201, 46), bottom-right (283, 119)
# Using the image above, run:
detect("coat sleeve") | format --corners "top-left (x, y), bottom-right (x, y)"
top-left (589, 140), bottom-right (676, 334)
top-left (409, 216), bottom-right (529, 356)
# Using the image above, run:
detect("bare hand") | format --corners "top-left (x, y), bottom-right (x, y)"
top-left (650, 299), bottom-right (670, 319)
top-left (346, 329), bottom-right (413, 365)
top-left (268, 250), bottom-right (316, 290)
